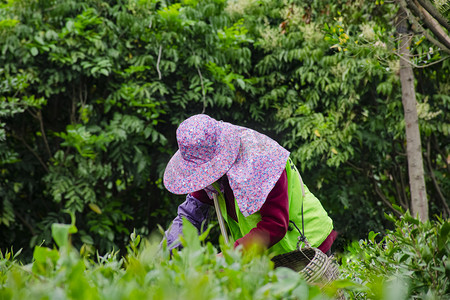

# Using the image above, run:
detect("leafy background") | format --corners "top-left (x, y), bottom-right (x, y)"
top-left (0, 0), bottom-right (448, 265)
top-left (1, 0), bottom-right (449, 299)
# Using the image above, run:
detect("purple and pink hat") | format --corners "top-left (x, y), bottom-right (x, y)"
top-left (163, 114), bottom-right (290, 217)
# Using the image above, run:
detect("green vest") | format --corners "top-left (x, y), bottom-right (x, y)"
top-left (217, 158), bottom-right (333, 256)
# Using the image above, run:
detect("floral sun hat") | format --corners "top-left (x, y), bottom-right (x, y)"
top-left (164, 114), bottom-right (243, 195)
top-left (163, 114), bottom-right (290, 217)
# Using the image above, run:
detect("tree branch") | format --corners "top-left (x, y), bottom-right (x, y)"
top-left (37, 110), bottom-right (52, 159)
top-left (432, 134), bottom-right (449, 172)
top-left (426, 138), bottom-right (450, 218)
top-left (414, 0), bottom-right (450, 48)
top-left (415, 0), bottom-right (450, 32)
top-left (393, 52), bottom-right (449, 68)
top-left (345, 160), bottom-right (366, 172)
top-left (391, 141), bottom-right (409, 209)
top-left (14, 209), bottom-right (36, 236)
top-left (397, 0), bottom-right (450, 54)
top-left (404, 0), bottom-right (450, 49)
top-left (71, 83), bottom-right (77, 124)
top-left (372, 180), bottom-right (404, 217)
top-left (157, 45), bottom-right (162, 80)
top-left (398, 162), bottom-right (410, 209)
top-left (196, 66), bottom-right (207, 114)
top-left (368, 168), bottom-right (404, 217)
top-left (393, 168), bottom-right (408, 210)
top-left (12, 134), bottom-right (49, 172)
top-left (77, 80), bottom-right (88, 123)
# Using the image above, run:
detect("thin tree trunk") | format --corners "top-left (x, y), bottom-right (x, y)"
top-left (397, 8), bottom-right (429, 221)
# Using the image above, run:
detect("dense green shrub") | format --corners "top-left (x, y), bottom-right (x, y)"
top-left (340, 210), bottom-right (450, 299)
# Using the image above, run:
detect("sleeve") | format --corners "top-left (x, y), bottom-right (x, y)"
top-left (234, 169), bottom-right (290, 250)
top-left (191, 189), bottom-right (213, 205)
top-left (164, 193), bottom-right (212, 251)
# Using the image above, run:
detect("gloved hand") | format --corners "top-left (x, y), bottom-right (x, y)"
top-left (163, 193), bottom-right (211, 251)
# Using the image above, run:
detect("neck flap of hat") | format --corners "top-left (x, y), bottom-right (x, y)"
top-left (226, 128), bottom-right (290, 217)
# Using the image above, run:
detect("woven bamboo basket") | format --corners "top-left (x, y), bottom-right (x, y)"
top-left (271, 170), bottom-right (340, 286)
top-left (272, 247), bottom-right (340, 285)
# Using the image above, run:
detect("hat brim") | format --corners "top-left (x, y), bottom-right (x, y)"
top-left (163, 122), bottom-right (242, 195)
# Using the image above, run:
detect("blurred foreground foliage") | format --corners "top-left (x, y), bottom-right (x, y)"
top-left (0, 214), bottom-right (448, 300)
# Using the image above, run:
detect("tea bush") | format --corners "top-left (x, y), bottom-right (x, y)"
top-left (340, 210), bottom-right (450, 300)
top-left (0, 218), bottom-right (344, 300)
top-left (1, 213), bottom-right (449, 299)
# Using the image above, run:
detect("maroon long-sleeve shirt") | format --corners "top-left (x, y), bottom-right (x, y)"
top-left (191, 170), bottom-right (337, 253)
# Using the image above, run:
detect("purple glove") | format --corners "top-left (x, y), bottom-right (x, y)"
top-left (164, 194), bottom-right (211, 251)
